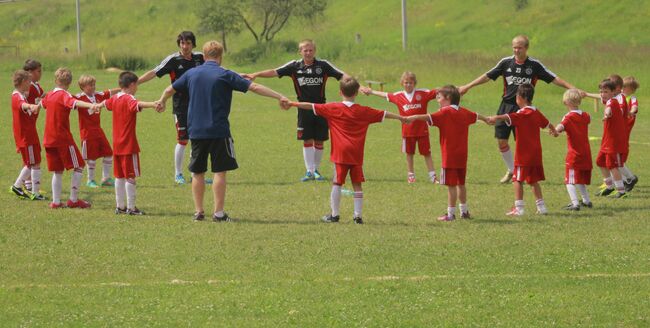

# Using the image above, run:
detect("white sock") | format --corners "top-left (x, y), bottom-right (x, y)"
top-left (31, 168), bottom-right (41, 196)
top-left (428, 171), bottom-right (436, 182)
top-left (577, 184), bottom-right (590, 203)
top-left (303, 144), bottom-right (315, 173)
top-left (604, 177), bottom-right (613, 189)
top-left (353, 191), bottom-right (364, 217)
top-left (515, 200), bottom-right (525, 214)
top-left (566, 184), bottom-right (579, 206)
top-left (459, 203), bottom-right (468, 214)
top-left (175, 143), bottom-right (185, 176)
top-left (52, 173), bottom-right (63, 204)
top-left (86, 160), bottom-right (96, 182)
top-left (614, 180), bottom-right (625, 193)
top-left (70, 169), bottom-right (83, 201)
top-left (126, 179), bottom-right (136, 210)
top-left (536, 199), bottom-right (547, 213)
top-left (330, 185), bottom-right (341, 216)
top-left (102, 157), bottom-right (113, 180)
top-left (115, 178), bottom-right (126, 209)
top-left (314, 145), bottom-right (324, 172)
top-left (14, 166), bottom-right (31, 188)
top-left (447, 206), bottom-right (456, 218)
top-left (501, 149), bottom-right (514, 173)
top-left (214, 210), bottom-right (225, 218)
top-left (25, 179), bottom-right (32, 192)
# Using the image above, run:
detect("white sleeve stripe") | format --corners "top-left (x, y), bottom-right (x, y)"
top-left (276, 60), bottom-right (297, 71)
top-left (486, 56), bottom-right (513, 73)
top-left (153, 53), bottom-right (177, 73)
top-left (312, 103), bottom-right (317, 116)
top-left (427, 115), bottom-right (433, 126)
top-left (381, 111), bottom-right (387, 122)
top-left (529, 57), bottom-right (557, 78)
top-left (322, 60), bottom-right (345, 75)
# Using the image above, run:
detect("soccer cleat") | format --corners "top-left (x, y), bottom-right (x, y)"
top-left (127, 207), bottom-right (145, 215)
top-left (193, 212), bottom-right (205, 221)
top-left (213, 212), bottom-right (233, 222)
top-left (115, 207), bottom-right (127, 215)
top-left (300, 171), bottom-right (315, 182)
top-left (29, 193), bottom-right (47, 201)
top-left (536, 208), bottom-right (548, 215)
top-left (321, 214), bottom-right (340, 223)
top-left (407, 174), bottom-right (416, 184)
top-left (460, 211), bottom-right (471, 219)
top-left (353, 216), bottom-right (364, 224)
top-left (49, 202), bottom-right (65, 209)
top-left (563, 204), bottom-right (580, 211)
top-left (86, 180), bottom-right (99, 188)
top-left (624, 176), bottom-right (638, 192)
top-left (608, 192), bottom-right (628, 199)
top-left (598, 182), bottom-right (607, 190)
top-left (67, 199), bottom-right (91, 209)
top-left (437, 214), bottom-right (456, 221)
top-left (9, 185), bottom-right (30, 199)
top-left (314, 170), bottom-right (326, 181)
top-left (500, 171), bottom-right (513, 184)
top-left (597, 188), bottom-right (615, 197)
top-left (429, 175), bottom-right (438, 184)
top-left (579, 200), bottom-right (593, 208)
top-left (175, 174), bottom-right (186, 185)
top-left (506, 207), bottom-right (523, 216)
top-left (101, 178), bottom-right (115, 187)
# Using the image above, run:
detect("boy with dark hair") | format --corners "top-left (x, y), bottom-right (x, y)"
top-left (489, 83), bottom-right (557, 216)
top-left (621, 76), bottom-right (640, 191)
top-left (286, 76), bottom-right (406, 224)
top-left (405, 85), bottom-right (489, 221)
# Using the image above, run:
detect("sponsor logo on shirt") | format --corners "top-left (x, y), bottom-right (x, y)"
top-left (315, 67), bottom-right (322, 74)
top-left (505, 76), bottom-right (532, 86)
top-left (402, 104), bottom-right (422, 111)
top-left (297, 77), bottom-right (324, 86)
top-left (415, 95), bottom-right (422, 101)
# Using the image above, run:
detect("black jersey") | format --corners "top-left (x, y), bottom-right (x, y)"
top-left (486, 56), bottom-right (556, 104)
top-left (154, 51), bottom-right (204, 113)
top-left (275, 58), bottom-right (344, 103)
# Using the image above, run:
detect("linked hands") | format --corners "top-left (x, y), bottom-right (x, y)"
top-left (359, 86), bottom-right (373, 95)
top-left (154, 100), bottom-right (165, 113)
top-left (241, 73), bottom-right (256, 81)
top-left (279, 96), bottom-right (292, 110)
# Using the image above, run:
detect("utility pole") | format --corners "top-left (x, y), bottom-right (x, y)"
top-left (76, 0), bottom-right (81, 53)
top-left (401, 0), bottom-right (407, 51)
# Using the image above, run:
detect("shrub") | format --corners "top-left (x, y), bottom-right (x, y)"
top-left (99, 55), bottom-right (150, 71)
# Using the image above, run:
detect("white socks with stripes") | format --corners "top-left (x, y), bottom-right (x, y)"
top-left (126, 179), bottom-right (136, 210)
top-left (31, 168), bottom-right (41, 196)
top-left (566, 184), bottom-right (579, 206)
top-left (115, 178), bottom-right (126, 209)
top-left (87, 160), bottom-right (96, 182)
top-left (353, 191), bottom-right (363, 218)
top-left (52, 173), bottom-right (63, 204)
top-left (70, 169), bottom-right (83, 202)
top-left (303, 143), bottom-right (315, 173)
top-left (14, 166), bottom-right (30, 189)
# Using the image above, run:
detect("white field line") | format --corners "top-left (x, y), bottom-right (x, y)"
top-left (2, 273), bottom-right (650, 290)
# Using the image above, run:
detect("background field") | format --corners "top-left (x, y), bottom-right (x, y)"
top-left (1, 0), bottom-right (649, 326)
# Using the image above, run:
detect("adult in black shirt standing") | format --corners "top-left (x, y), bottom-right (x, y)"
top-left (243, 39), bottom-right (346, 182)
top-left (459, 35), bottom-right (580, 183)
top-left (138, 31), bottom-right (205, 185)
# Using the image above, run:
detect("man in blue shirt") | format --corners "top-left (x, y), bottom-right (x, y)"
top-left (159, 40), bottom-right (289, 222)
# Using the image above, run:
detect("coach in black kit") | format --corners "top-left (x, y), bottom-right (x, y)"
top-left (138, 31), bottom-right (205, 185)
top-left (459, 35), bottom-right (581, 183)
top-left (243, 39), bottom-right (346, 182)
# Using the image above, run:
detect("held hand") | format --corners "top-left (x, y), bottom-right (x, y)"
top-left (241, 73), bottom-right (256, 81)
top-left (157, 100), bottom-right (166, 112)
top-left (404, 116), bottom-right (415, 124)
top-left (359, 86), bottom-right (372, 95)
top-left (577, 89), bottom-right (587, 98)
top-left (279, 97), bottom-right (292, 110)
top-left (458, 85), bottom-right (469, 95)
top-left (29, 104), bottom-right (40, 115)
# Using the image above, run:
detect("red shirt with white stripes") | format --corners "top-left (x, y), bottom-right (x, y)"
top-left (104, 92), bottom-right (141, 155)
top-left (427, 105), bottom-right (478, 168)
top-left (559, 110), bottom-right (592, 170)
top-left (75, 90), bottom-right (111, 140)
top-left (600, 98), bottom-right (627, 154)
top-left (27, 81), bottom-right (44, 105)
top-left (11, 91), bottom-right (40, 149)
top-left (42, 88), bottom-right (79, 148)
top-left (387, 89), bottom-right (437, 137)
top-left (506, 106), bottom-right (550, 167)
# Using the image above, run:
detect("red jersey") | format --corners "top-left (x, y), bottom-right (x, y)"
top-left (559, 110), bottom-right (592, 170)
top-left (27, 82), bottom-right (44, 105)
top-left (75, 90), bottom-right (111, 140)
top-left (11, 91), bottom-right (40, 149)
top-left (600, 98), bottom-right (627, 154)
top-left (387, 89), bottom-right (437, 137)
top-left (104, 92), bottom-right (141, 155)
top-left (506, 106), bottom-right (550, 167)
top-left (42, 88), bottom-right (79, 148)
top-left (427, 105), bottom-right (478, 168)
top-left (313, 102), bottom-right (386, 165)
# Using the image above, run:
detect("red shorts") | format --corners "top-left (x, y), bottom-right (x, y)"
top-left (332, 163), bottom-right (364, 185)
top-left (402, 136), bottom-right (431, 155)
top-left (596, 151), bottom-right (624, 169)
top-left (46, 145), bottom-right (85, 172)
top-left (114, 153), bottom-right (141, 179)
top-left (439, 168), bottom-right (466, 186)
top-left (565, 167), bottom-right (591, 185)
top-left (513, 165), bottom-right (545, 184)
top-left (82, 136), bottom-right (113, 161)
top-left (18, 144), bottom-right (41, 166)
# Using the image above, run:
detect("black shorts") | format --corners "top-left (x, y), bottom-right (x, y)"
top-left (495, 102), bottom-right (520, 140)
top-left (188, 138), bottom-right (238, 173)
top-left (174, 113), bottom-right (189, 141)
top-left (297, 110), bottom-right (329, 141)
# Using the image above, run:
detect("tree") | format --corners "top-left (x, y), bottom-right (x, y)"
top-left (196, 0), bottom-right (242, 52)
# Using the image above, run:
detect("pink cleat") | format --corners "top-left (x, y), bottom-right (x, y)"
top-left (437, 214), bottom-right (455, 221)
top-left (506, 207), bottom-right (523, 216)
top-left (49, 202), bottom-right (65, 209)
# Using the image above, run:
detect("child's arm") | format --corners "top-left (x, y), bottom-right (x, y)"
top-left (108, 88), bottom-right (121, 95)
top-left (630, 99), bottom-right (638, 116)
top-left (404, 114), bottom-right (430, 124)
top-left (603, 104), bottom-right (612, 120)
top-left (75, 99), bottom-right (103, 113)
top-left (477, 113), bottom-right (490, 124)
top-left (138, 101), bottom-right (164, 112)
top-left (241, 69), bottom-right (278, 81)
top-left (289, 101), bottom-right (315, 110)
top-left (582, 92), bottom-right (601, 100)
top-left (384, 111), bottom-right (407, 123)
top-left (21, 103), bottom-right (41, 115)
top-left (546, 123), bottom-right (559, 137)
top-left (359, 86), bottom-right (388, 98)
top-left (554, 123), bottom-right (565, 134)
top-left (487, 114), bottom-right (509, 125)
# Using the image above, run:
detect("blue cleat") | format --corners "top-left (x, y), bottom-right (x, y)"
top-left (175, 173), bottom-right (186, 185)
top-left (301, 171), bottom-right (315, 182)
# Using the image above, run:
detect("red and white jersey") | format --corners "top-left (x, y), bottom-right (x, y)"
top-left (559, 110), bottom-right (592, 170)
top-left (11, 90), bottom-right (40, 149)
top-left (506, 106), bottom-right (550, 167)
top-left (27, 81), bottom-right (44, 105)
top-left (41, 88), bottom-right (79, 148)
top-left (104, 92), bottom-right (141, 155)
top-left (600, 98), bottom-right (627, 154)
top-left (626, 95), bottom-right (638, 110)
top-left (75, 90), bottom-right (111, 141)
top-left (427, 105), bottom-right (478, 168)
top-left (313, 101), bottom-right (386, 165)
top-left (387, 89), bottom-right (437, 137)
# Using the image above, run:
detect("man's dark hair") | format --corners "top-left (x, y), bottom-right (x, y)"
top-left (599, 79), bottom-right (616, 91)
top-left (438, 85), bottom-right (461, 105)
top-left (23, 59), bottom-right (41, 71)
top-left (177, 31), bottom-right (196, 47)
top-left (516, 83), bottom-right (535, 103)
top-left (119, 71), bottom-right (139, 88)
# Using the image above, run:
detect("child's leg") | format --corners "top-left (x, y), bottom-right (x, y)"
top-left (52, 171), bottom-right (63, 204)
top-left (577, 184), bottom-right (591, 204)
top-left (102, 157), bottom-right (113, 181)
top-left (175, 142), bottom-right (187, 177)
top-left (599, 166), bottom-right (614, 189)
top-left (513, 181), bottom-right (525, 213)
top-left (532, 182), bottom-right (547, 213)
top-left (330, 184), bottom-right (342, 217)
top-left (352, 182), bottom-right (363, 218)
top-left (30, 165), bottom-right (42, 196)
top-left (86, 159), bottom-right (96, 182)
top-left (457, 185), bottom-right (468, 214)
top-left (302, 141), bottom-right (315, 174)
top-left (406, 153), bottom-right (415, 177)
top-left (566, 184), bottom-right (579, 206)
top-left (126, 178), bottom-right (137, 210)
top-left (14, 166), bottom-right (31, 189)
top-left (424, 154), bottom-right (436, 182)
top-left (610, 167), bottom-right (625, 193)
top-left (115, 178), bottom-right (126, 209)
top-left (447, 185), bottom-right (458, 217)
top-left (314, 142), bottom-right (324, 173)
top-left (70, 167), bottom-right (84, 201)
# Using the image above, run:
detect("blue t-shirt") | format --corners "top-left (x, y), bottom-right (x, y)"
top-left (172, 61), bottom-right (251, 139)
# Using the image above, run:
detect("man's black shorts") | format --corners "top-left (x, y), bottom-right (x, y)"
top-left (189, 138), bottom-right (238, 173)
top-left (495, 101), bottom-right (520, 140)
top-left (297, 110), bottom-right (329, 141)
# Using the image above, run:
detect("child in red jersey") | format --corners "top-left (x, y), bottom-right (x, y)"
top-left (361, 72), bottom-right (438, 184)
top-left (554, 89), bottom-right (593, 210)
top-left (405, 85), bottom-right (489, 221)
top-left (489, 84), bottom-right (558, 216)
top-left (287, 76), bottom-right (405, 224)
top-left (74, 75), bottom-right (120, 188)
top-left (9, 70), bottom-right (44, 200)
top-left (22, 59), bottom-right (45, 194)
top-left (41, 68), bottom-right (102, 209)
top-left (103, 71), bottom-right (162, 215)
top-left (595, 79), bottom-right (628, 198)
top-left (621, 76), bottom-right (639, 191)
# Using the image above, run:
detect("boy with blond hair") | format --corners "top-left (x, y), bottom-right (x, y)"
top-left (74, 75), bottom-right (120, 188)
top-left (10, 70), bottom-right (44, 200)
top-left (621, 76), bottom-right (639, 191)
top-left (405, 85), bottom-right (489, 221)
top-left (287, 76), bottom-right (405, 224)
top-left (554, 89), bottom-right (593, 210)
top-left (361, 71), bottom-right (437, 184)
top-left (41, 68), bottom-right (102, 209)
